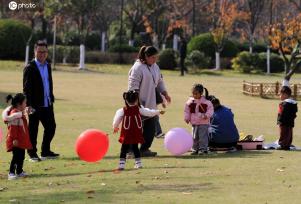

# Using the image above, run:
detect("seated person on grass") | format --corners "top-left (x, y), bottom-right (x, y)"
top-left (208, 96), bottom-right (239, 149)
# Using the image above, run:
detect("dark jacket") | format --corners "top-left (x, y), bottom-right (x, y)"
top-left (179, 39), bottom-right (187, 58)
top-left (209, 105), bottom-right (239, 144)
top-left (23, 59), bottom-right (55, 108)
top-left (277, 99), bottom-right (298, 127)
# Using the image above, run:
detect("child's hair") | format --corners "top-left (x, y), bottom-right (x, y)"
top-left (208, 95), bottom-right (220, 108)
top-left (123, 90), bottom-right (140, 107)
top-left (192, 84), bottom-right (209, 99)
top-left (138, 46), bottom-right (158, 63)
top-left (6, 93), bottom-right (26, 108)
top-left (280, 86), bottom-right (292, 97)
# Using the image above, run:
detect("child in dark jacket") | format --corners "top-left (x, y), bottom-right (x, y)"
top-left (277, 86), bottom-right (298, 150)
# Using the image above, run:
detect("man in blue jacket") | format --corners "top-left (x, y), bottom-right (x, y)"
top-left (208, 96), bottom-right (239, 148)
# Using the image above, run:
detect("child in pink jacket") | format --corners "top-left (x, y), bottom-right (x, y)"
top-left (184, 84), bottom-right (213, 155)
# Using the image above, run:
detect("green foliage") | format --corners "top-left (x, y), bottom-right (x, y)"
top-left (85, 51), bottom-right (137, 64)
top-left (188, 33), bottom-right (215, 58)
top-left (232, 51), bottom-right (259, 73)
top-left (257, 52), bottom-right (284, 73)
top-left (186, 50), bottom-right (211, 69)
top-left (232, 51), bottom-right (284, 73)
top-left (236, 41), bottom-right (278, 54)
top-left (188, 33), bottom-right (239, 59)
top-left (222, 40), bottom-right (239, 58)
top-left (48, 45), bottom-right (79, 64)
top-left (108, 44), bottom-right (139, 53)
top-left (0, 19), bottom-right (32, 60)
top-left (157, 48), bottom-right (178, 70)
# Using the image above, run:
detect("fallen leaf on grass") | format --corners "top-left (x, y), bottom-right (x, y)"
top-left (0, 187), bottom-right (8, 191)
top-left (86, 190), bottom-right (95, 194)
top-left (44, 166), bottom-right (55, 171)
top-left (113, 169), bottom-right (121, 174)
top-left (182, 192), bottom-right (192, 195)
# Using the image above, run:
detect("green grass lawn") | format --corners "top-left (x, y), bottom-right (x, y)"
top-left (0, 60), bottom-right (301, 204)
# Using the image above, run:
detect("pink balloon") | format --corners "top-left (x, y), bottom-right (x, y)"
top-left (75, 129), bottom-right (109, 162)
top-left (164, 128), bottom-right (193, 155)
top-left (0, 128), bottom-right (3, 143)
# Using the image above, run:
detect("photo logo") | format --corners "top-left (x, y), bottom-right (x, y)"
top-left (8, 1), bottom-right (17, 10)
top-left (8, 1), bottom-right (36, 10)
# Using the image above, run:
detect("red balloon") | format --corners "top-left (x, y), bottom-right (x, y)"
top-left (75, 129), bottom-right (109, 162)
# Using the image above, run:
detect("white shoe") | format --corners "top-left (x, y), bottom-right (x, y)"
top-left (118, 160), bottom-right (125, 170)
top-left (17, 171), bottom-right (28, 178)
top-left (8, 173), bottom-right (17, 180)
top-left (134, 160), bottom-right (143, 169)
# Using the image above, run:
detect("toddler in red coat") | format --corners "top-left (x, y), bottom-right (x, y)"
top-left (2, 93), bottom-right (32, 180)
top-left (113, 90), bottom-right (164, 170)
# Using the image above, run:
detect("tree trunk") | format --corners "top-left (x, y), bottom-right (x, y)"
top-left (215, 52), bottom-right (221, 70)
top-left (249, 46), bottom-right (253, 54)
top-left (128, 39), bottom-right (134, 46)
top-left (101, 31), bottom-right (106, 52)
top-left (266, 46), bottom-right (270, 74)
top-left (52, 16), bottom-right (57, 70)
top-left (173, 34), bottom-right (178, 51)
top-left (25, 44), bottom-right (30, 66)
top-left (79, 44), bottom-right (85, 70)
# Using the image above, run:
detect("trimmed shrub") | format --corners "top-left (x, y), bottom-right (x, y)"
top-left (187, 33), bottom-right (239, 60)
top-left (48, 45), bottom-right (79, 64)
top-left (258, 52), bottom-right (284, 73)
top-left (85, 51), bottom-right (137, 64)
top-left (109, 44), bottom-right (139, 53)
top-left (232, 51), bottom-right (285, 73)
top-left (0, 19), bottom-right (32, 60)
top-left (236, 41), bottom-right (279, 54)
top-left (186, 50), bottom-right (210, 69)
top-left (157, 48), bottom-right (178, 70)
top-left (231, 51), bottom-right (259, 73)
top-left (221, 40), bottom-right (239, 58)
top-left (188, 33), bottom-right (215, 58)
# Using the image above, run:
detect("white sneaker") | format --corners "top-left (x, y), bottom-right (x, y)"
top-left (134, 160), bottom-right (143, 169)
top-left (118, 160), bottom-right (126, 170)
top-left (8, 173), bottom-right (17, 180)
top-left (17, 171), bottom-right (28, 178)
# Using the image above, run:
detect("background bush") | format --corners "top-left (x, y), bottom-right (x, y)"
top-left (186, 50), bottom-right (210, 69)
top-left (157, 48), bottom-right (178, 70)
top-left (231, 51), bottom-right (259, 73)
top-left (187, 32), bottom-right (239, 64)
top-left (257, 52), bottom-right (284, 73)
top-left (232, 51), bottom-right (284, 73)
top-left (0, 19), bottom-right (32, 60)
top-left (108, 44), bottom-right (139, 53)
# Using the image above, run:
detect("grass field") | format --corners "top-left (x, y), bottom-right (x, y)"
top-left (0, 60), bottom-right (301, 204)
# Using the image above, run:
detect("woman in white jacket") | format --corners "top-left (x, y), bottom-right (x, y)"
top-left (128, 46), bottom-right (171, 157)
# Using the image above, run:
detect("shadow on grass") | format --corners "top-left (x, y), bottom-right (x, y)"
top-left (0, 189), bottom-right (114, 204)
top-left (154, 150), bottom-right (273, 159)
top-left (61, 150), bottom-right (272, 162)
